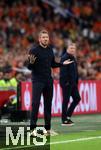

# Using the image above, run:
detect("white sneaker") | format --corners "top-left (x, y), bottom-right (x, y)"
top-left (44, 130), bottom-right (58, 136)
top-left (30, 129), bottom-right (37, 137)
top-left (49, 130), bottom-right (58, 136)
top-left (43, 129), bottom-right (48, 134)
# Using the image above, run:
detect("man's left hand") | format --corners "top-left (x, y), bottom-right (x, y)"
top-left (63, 59), bottom-right (74, 65)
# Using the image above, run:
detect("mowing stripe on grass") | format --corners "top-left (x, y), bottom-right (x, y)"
top-left (1, 136), bottom-right (101, 150)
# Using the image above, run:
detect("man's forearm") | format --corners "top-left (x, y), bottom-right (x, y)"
top-left (51, 62), bottom-right (63, 68)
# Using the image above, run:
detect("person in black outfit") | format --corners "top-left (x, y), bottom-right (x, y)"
top-left (27, 30), bottom-right (73, 136)
top-left (60, 43), bottom-right (81, 126)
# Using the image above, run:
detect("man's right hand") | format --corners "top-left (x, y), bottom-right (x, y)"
top-left (28, 54), bottom-right (37, 64)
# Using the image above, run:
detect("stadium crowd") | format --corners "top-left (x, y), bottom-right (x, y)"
top-left (0, 0), bottom-right (101, 90)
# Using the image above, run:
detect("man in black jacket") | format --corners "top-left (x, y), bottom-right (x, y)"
top-left (27, 30), bottom-right (73, 136)
top-left (60, 43), bottom-right (81, 126)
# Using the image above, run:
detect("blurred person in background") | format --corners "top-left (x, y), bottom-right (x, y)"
top-left (0, 69), bottom-right (4, 90)
top-left (51, 33), bottom-right (66, 79)
top-left (60, 43), bottom-right (81, 125)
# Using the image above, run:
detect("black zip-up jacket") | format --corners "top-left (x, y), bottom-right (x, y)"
top-left (27, 44), bottom-right (63, 82)
top-left (60, 52), bottom-right (78, 87)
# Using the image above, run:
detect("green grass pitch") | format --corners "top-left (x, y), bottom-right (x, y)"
top-left (0, 114), bottom-right (101, 150)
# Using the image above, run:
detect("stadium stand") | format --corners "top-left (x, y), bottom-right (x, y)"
top-left (0, 0), bottom-right (100, 84)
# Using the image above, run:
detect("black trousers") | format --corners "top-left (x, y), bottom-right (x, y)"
top-left (60, 83), bottom-right (81, 121)
top-left (30, 80), bottom-right (53, 130)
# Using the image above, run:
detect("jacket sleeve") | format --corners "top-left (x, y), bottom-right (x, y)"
top-left (60, 56), bottom-right (70, 81)
top-left (51, 50), bottom-right (63, 68)
top-left (68, 63), bottom-right (77, 87)
top-left (51, 56), bottom-right (63, 68)
top-left (27, 62), bottom-right (33, 70)
top-left (61, 54), bottom-right (77, 87)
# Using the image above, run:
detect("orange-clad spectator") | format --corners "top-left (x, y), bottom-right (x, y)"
top-left (96, 73), bottom-right (101, 80)
top-left (88, 48), bottom-right (101, 62)
top-left (20, 22), bottom-right (29, 33)
top-left (21, 37), bottom-right (29, 48)
top-left (72, 6), bottom-right (81, 17)
top-left (44, 21), bottom-right (54, 32)
top-left (93, 21), bottom-right (101, 33)
top-left (81, 4), bottom-right (93, 16)
top-left (32, 6), bottom-right (41, 14)
top-left (8, 7), bottom-right (17, 18)
top-left (0, 7), bottom-right (3, 17)
top-left (10, 36), bottom-right (18, 45)
top-left (0, 47), bottom-right (3, 54)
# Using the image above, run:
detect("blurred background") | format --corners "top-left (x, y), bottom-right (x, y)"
top-left (0, 0), bottom-right (101, 121)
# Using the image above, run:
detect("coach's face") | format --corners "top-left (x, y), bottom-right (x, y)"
top-left (67, 43), bottom-right (76, 56)
top-left (39, 33), bottom-right (49, 47)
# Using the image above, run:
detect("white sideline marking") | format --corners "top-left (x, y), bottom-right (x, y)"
top-left (1, 136), bottom-right (101, 150)
top-left (50, 136), bottom-right (101, 145)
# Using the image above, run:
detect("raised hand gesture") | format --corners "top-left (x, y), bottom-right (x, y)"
top-left (28, 54), bottom-right (37, 64)
top-left (63, 59), bottom-right (74, 65)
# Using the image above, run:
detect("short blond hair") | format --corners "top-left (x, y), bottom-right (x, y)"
top-left (38, 29), bottom-right (49, 37)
